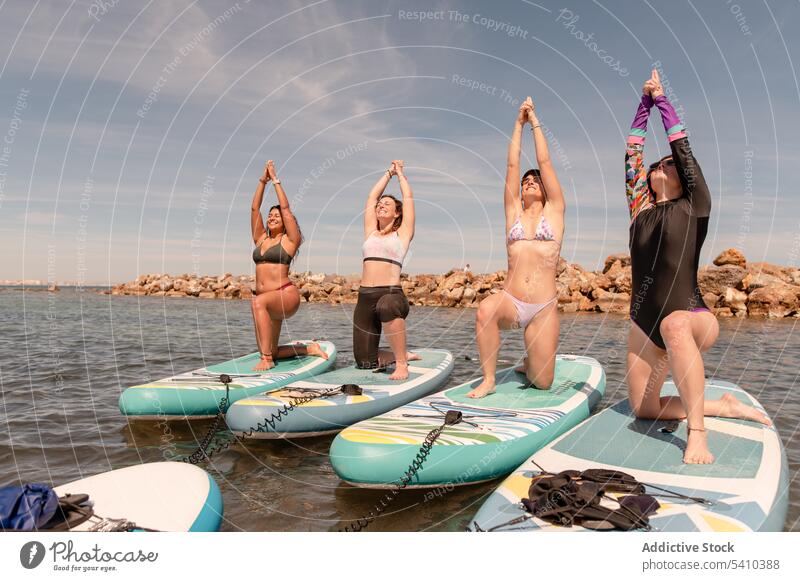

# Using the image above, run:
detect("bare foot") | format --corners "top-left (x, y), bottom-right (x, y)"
top-left (388, 361), bottom-right (409, 381)
top-left (719, 393), bottom-right (772, 426)
top-left (467, 379), bottom-right (496, 399)
top-left (305, 342), bottom-right (329, 360)
top-left (252, 355), bottom-right (275, 372)
top-left (514, 357), bottom-right (528, 374)
top-left (407, 351), bottom-right (421, 362)
top-left (684, 428), bottom-right (714, 464)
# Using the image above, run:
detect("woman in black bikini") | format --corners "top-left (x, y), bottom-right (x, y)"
top-left (625, 70), bottom-right (769, 464)
top-left (250, 160), bottom-right (327, 371)
top-left (468, 97), bottom-right (565, 398)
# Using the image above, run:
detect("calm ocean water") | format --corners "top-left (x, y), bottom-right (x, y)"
top-left (1, 288), bottom-right (798, 531)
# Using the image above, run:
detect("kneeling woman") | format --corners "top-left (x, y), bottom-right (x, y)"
top-left (469, 97), bottom-right (565, 398)
top-left (250, 160), bottom-right (327, 371)
top-left (625, 70), bottom-right (769, 464)
top-left (354, 160), bottom-right (418, 380)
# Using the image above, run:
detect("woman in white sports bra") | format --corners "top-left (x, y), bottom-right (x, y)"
top-left (354, 159), bottom-right (419, 380)
top-left (468, 97), bottom-right (565, 398)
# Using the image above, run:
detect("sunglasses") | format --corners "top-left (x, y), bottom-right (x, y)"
top-left (649, 158), bottom-right (675, 171)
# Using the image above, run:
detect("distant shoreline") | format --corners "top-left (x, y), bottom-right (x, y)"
top-left (100, 248), bottom-right (800, 319)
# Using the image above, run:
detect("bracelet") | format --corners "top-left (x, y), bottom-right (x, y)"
top-left (386, 170), bottom-right (393, 178)
top-left (273, 179), bottom-right (281, 185)
top-left (532, 124), bottom-right (541, 130)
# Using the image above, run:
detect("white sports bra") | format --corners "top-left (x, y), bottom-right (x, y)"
top-left (362, 231), bottom-right (406, 268)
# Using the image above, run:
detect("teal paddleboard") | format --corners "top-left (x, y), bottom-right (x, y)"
top-left (225, 349), bottom-right (454, 438)
top-left (330, 354), bottom-right (605, 488)
top-left (118, 340), bottom-right (336, 419)
top-left (469, 379), bottom-right (788, 532)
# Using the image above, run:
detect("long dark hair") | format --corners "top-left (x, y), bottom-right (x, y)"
top-left (377, 194), bottom-right (403, 232)
top-left (267, 204), bottom-right (303, 252)
top-left (646, 154), bottom-right (672, 200)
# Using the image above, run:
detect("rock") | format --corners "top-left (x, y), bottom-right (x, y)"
top-left (702, 292), bottom-right (719, 309)
top-left (697, 265), bottom-right (746, 296)
top-left (592, 289), bottom-right (630, 313)
top-left (560, 301), bottom-right (579, 313)
top-left (747, 284), bottom-right (800, 318)
top-left (447, 287), bottom-right (465, 302)
top-left (713, 307), bottom-right (734, 317)
top-left (198, 291), bottom-right (217, 299)
top-left (603, 253), bottom-right (630, 273)
top-left (462, 287), bottom-right (477, 303)
top-left (713, 248), bottom-right (746, 268)
top-left (740, 272), bottom-right (784, 291)
top-left (185, 281), bottom-right (202, 296)
top-left (441, 271), bottom-right (468, 291)
top-left (748, 262), bottom-right (792, 283)
top-left (720, 287), bottom-right (747, 314)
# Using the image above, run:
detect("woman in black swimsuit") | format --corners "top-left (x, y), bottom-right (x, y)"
top-left (250, 160), bottom-right (327, 371)
top-left (625, 70), bottom-right (769, 464)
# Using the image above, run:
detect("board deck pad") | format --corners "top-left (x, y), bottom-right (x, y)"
top-left (330, 355), bottom-right (606, 488)
top-left (118, 340), bottom-right (336, 418)
top-left (225, 349), bottom-right (454, 438)
top-left (469, 380), bottom-right (788, 532)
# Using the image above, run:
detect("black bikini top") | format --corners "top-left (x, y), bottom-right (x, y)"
top-left (253, 234), bottom-right (294, 266)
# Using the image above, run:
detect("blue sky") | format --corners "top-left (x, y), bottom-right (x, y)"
top-left (1, 0), bottom-right (798, 283)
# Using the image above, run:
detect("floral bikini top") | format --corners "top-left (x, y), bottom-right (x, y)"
top-left (507, 213), bottom-right (557, 244)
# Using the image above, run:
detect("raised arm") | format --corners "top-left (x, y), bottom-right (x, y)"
top-left (650, 70), bottom-right (711, 217)
top-left (364, 166), bottom-right (392, 237)
top-left (265, 160), bottom-right (302, 248)
top-left (251, 166), bottom-right (268, 245)
top-left (504, 103), bottom-right (527, 227)
top-left (394, 160), bottom-right (415, 241)
top-left (526, 97), bottom-right (564, 214)
top-left (625, 79), bottom-right (655, 221)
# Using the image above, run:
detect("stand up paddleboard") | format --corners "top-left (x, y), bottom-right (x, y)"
top-left (51, 462), bottom-right (223, 532)
top-left (119, 340), bottom-right (336, 419)
top-left (225, 349), bottom-right (454, 438)
top-left (330, 355), bottom-right (605, 488)
top-left (469, 379), bottom-right (788, 532)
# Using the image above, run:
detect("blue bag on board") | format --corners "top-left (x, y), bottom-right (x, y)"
top-left (0, 483), bottom-right (58, 530)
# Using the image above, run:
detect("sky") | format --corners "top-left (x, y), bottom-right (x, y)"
top-left (0, 0), bottom-right (798, 283)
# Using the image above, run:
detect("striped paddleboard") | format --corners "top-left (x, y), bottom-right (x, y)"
top-left (225, 349), bottom-right (454, 438)
top-left (118, 340), bottom-right (336, 419)
top-left (469, 380), bottom-right (788, 532)
top-left (330, 355), bottom-right (605, 488)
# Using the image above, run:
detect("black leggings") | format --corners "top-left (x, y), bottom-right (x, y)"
top-left (353, 285), bottom-right (410, 368)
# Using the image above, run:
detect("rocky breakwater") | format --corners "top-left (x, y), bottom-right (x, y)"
top-left (106, 248), bottom-right (800, 318)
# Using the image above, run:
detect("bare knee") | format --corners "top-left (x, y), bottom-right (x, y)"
top-left (629, 396), bottom-right (660, 420)
top-left (659, 312), bottom-right (691, 348)
top-left (476, 302), bottom-right (496, 329)
top-left (526, 368), bottom-right (554, 390)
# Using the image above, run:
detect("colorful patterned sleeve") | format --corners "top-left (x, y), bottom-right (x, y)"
top-left (625, 94), bottom-right (653, 220)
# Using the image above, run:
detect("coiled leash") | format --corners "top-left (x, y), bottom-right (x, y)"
top-left (340, 409), bottom-right (464, 532)
top-left (472, 461), bottom-right (714, 532)
top-left (181, 376), bottom-right (363, 464)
